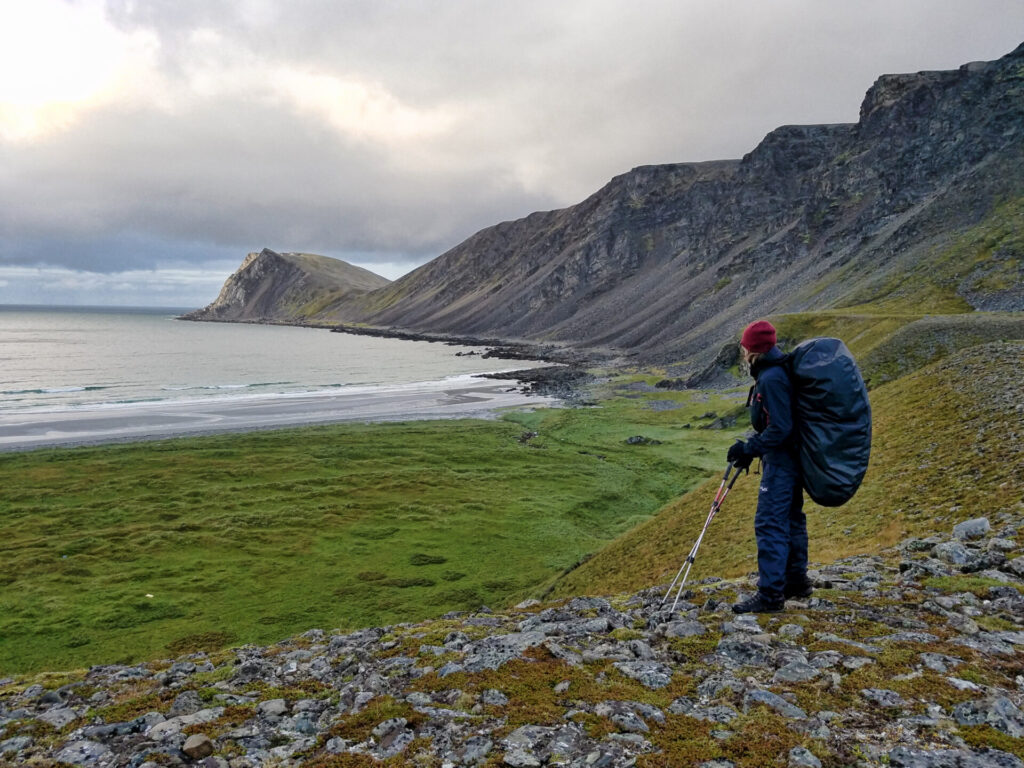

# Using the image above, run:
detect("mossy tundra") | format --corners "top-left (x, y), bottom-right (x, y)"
top-left (0, 386), bottom-right (738, 674)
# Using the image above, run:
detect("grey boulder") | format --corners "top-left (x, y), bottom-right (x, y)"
top-left (612, 661), bottom-right (673, 689)
top-left (54, 740), bottom-right (112, 766)
top-left (743, 689), bottom-right (807, 719)
top-left (789, 745), bottom-right (823, 768)
top-left (889, 745), bottom-right (1024, 767)
top-left (953, 697), bottom-right (1024, 738)
top-left (953, 518), bottom-right (991, 540)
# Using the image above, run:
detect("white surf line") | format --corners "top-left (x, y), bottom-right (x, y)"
top-left (0, 382), bottom-right (558, 451)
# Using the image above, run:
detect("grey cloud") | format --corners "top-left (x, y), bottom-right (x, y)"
top-left (0, 232), bottom-right (241, 273)
top-left (0, 95), bottom-right (556, 271)
top-left (2, 0), bottom-right (1023, 303)
top-left (0, 263), bottom-right (235, 308)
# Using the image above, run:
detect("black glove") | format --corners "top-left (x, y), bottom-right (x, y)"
top-left (727, 440), bottom-right (753, 470)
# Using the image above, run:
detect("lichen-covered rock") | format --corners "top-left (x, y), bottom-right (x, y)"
top-left (953, 518), bottom-right (991, 541)
top-left (464, 631), bottom-right (546, 672)
top-left (481, 689), bottom-right (509, 707)
top-left (743, 689), bottom-right (807, 719)
top-left (182, 733), bottom-right (214, 759)
top-left (38, 706), bottom-right (78, 729)
top-left (661, 618), bottom-right (707, 638)
top-left (1005, 556), bottom-right (1024, 578)
top-left (612, 661), bottom-right (673, 689)
top-left (773, 661), bottom-right (820, 684)
top-left (861, 688), bottom-right (909, 709)
top-left (934, 541), bottom-right (972, 566)
top-left (789, 745), bottom-right (822, 768)
top-left (888, 745), bottom-right (1024, 767)
top-left (779, 623), bottom-right (804, 640)
top-left (715, 635), bottom-right (773, 667)
top-left (54, 740), bottom-right (112, 766)
top-left (953, 696), bottom-right (1024, 738)
top-left (669, 697), bottom-right (739, 724)
top-left (920, 652), bottom-right (963, 673)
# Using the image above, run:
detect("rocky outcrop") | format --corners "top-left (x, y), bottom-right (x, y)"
top-left (3, 518), bottom-right (1022, 767)
top-left (182, 249), bottom-right (390, 323)
top-left (324, 43), bottom-right (1024, 371)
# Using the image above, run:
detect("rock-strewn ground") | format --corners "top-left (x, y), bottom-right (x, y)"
top-left (2, 517), bottom-right (1023, 768)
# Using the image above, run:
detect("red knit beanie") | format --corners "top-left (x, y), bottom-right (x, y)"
top-left (741, 320), bottom-right (776, 353)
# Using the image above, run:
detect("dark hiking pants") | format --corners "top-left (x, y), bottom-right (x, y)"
top-left (755, 462), bottom-right (807, 602)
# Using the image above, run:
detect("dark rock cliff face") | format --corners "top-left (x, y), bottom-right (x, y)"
top-left (331, 43), bottom-right (1024, 370)
top-left (182, 249), bottom-right (390, 322)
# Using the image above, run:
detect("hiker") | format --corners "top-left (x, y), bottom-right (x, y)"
top-left (726, 320), bottom-right (812, 613)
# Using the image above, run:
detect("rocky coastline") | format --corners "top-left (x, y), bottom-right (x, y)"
top-left (3, 515), bottom-right (1022, 768)
top-left (327, 324), bottom-right (607, 368)
top-left (474, 366), bottom-right (597, 406)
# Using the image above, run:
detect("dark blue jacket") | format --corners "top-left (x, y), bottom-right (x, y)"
top-left (745, 346), bottom-right (799, 471)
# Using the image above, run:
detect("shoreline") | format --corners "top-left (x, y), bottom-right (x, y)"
top-left (0, 376), bottom-right (562, 453)
top-left (177, 314), bottom-right (612, 367)
top-left (0, 315), bottom-right (601, 452)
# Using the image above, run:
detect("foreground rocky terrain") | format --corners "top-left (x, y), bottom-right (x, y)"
top-left (3, 515), bottom-right (1022, 768)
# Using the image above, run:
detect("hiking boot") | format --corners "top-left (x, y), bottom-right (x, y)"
top-left (732, 592), bottom-right (783, 614)
top-left (784, 580), bottom-right (814, 600)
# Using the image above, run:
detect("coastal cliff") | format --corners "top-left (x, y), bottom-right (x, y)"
top-left (190, 44), bottom-right (1024, 372)
top-left (182, 249), bottom-right (390, 323)
top-left (340, 43), bottom-right (1024, 370)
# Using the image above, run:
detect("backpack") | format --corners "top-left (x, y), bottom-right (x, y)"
top-left (785, 338), bottom-right (872, 507)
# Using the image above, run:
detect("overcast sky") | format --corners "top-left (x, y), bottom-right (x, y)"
top-left (1, 1), bottom-right (1022, 307)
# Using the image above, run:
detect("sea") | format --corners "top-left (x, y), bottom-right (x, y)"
top-left (0, 305), bottom-right (539, 413)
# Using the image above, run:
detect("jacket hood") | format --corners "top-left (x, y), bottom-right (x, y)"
top-left (750, 345), bottom-right (785, 379)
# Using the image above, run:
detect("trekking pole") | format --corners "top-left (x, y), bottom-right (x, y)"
top-left (661, 464), bottom-right (732, 608)
top-left (661, 462), bottom-right (744, 614)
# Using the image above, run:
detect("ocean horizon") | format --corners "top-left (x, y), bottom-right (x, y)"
top-left (0, 304), bottom-right (541, 414)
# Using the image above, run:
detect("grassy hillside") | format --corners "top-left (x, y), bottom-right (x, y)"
top-left (0, 388), bottom-right (738, 674)
top-left (833, 195), bottom-right (1024, 314)
top-left (278, 252), bottom-right (393, 320)
top-left (763, 312), bottom-right (1024, 387)
top-left (548, 342), bottom-right (1024, 599)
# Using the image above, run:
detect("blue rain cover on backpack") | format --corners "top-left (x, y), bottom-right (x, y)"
top-left (786, 338), bottom-right (871, 507)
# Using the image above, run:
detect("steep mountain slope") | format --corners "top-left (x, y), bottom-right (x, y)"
top-left (183, 248), bottom-right (390, 322)
top-left (333, 44), bottom-right (1024, 370)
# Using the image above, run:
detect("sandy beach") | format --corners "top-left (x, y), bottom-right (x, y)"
top-left (0, 377), bottom-right (556, 451)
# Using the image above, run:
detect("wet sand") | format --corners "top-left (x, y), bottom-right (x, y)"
top-left (0, 378), bottom-right (555, 452)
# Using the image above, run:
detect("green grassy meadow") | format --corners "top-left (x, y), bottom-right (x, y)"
top-left (0, 387), bottom-right (738, 674)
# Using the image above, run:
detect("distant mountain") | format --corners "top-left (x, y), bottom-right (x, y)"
top-left (182, 249), bottom-right (390, 322)
top-left (189, 44), bottom-right (1024, 371)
